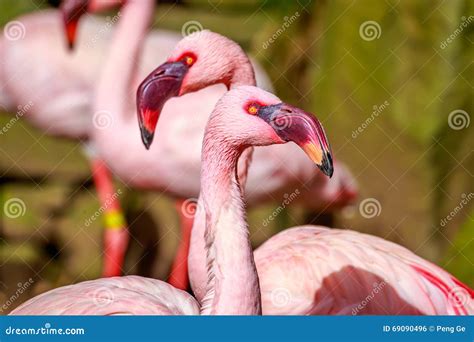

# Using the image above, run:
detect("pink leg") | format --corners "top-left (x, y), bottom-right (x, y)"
top-left (168, 199), bottom-right (194, 290)
top-left (90, 158), bottom-right (129, 277)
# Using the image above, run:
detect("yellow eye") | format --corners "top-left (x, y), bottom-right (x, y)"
top-left (185, 56), bottom-right (194, 66)
top-left (248, 105), bottom-right (258, 115)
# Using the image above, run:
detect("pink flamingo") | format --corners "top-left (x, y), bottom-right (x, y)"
top-left (11, 86), bottom-right (335, 315)
top-left (137, 35), bottom-right (474, 315)
top-left (0, 1), bottom-right (188, 277)
top-left (137, 30), bottom-right (356, 291)
top-left (64, 1), bottom-right (355, 290)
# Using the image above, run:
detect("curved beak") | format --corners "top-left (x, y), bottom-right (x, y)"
top-left (136, 61), bottom-right (189, 149)
top-left (61, 0), bottom-right (89, 50)
top-left (257, 103), bottom-right (333, 178)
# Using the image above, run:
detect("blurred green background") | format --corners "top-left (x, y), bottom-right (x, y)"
top-left (0, 0), bottom-right (473, 312)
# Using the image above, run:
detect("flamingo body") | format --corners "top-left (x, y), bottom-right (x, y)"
top-left (10, 276), bottom-right (199, 315)
top-left (256, 226), bottom-right (474, 315)
top-left (0, 10), bottom-right (182, 138)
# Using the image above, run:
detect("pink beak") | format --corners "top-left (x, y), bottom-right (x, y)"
top-left (136, 60), bottom-right (189, 149)
top-left (256, 103), bottom-right (333, 178)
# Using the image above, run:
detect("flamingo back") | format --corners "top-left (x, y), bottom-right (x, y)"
top-left (10, 276), bottom-right (200, 315)
top-left (255, 226), bottom-right (473, 315)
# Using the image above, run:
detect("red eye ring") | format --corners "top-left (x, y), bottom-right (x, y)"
top-left (177, 52), bottom-right (197, 66)
top-left (246, 102), bottom-right (261, 115)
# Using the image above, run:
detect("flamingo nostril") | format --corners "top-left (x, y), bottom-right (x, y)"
top-left (154, 69), bottom-right (165, 77)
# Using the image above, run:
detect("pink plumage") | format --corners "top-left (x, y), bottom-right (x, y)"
top-left (10, 86), bottom-right (473, 316)
top-left (255, 226), bottom-right (474, 315)
top-left (11, 276), bottom-right (199, 315)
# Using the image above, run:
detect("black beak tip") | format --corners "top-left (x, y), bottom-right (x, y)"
top-left (67, 41), bottom-right (74, 51)
top-left (140, 128), bottom-right (154, 150)
top-left (320, 152), bottom-right (334, 178)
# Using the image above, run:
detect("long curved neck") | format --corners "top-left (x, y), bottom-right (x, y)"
top-left (198, 126), bottom-right (261, 315)
top-left (94, 0), bottom-right (154, 121)
top-left (229, 60), bottom-right (256, 89)
top-left (188, 58), bottom-right (256, 303)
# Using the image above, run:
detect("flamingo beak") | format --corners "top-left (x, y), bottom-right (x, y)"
top-left (61, 0), bottom-right (89, 50)
top-left (258, 103), bottom-right (334, 178)
top-left (136, 61), bottom-right (189, 149)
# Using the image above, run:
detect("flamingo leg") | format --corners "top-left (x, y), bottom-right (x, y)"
top-left (89, 158), bottom-right (129, 277)
top-left (168, 199), bottom-right (194, 291)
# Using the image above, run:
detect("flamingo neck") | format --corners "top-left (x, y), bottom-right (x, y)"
top-left (189, 57), bottom-right (256, 303)
top-left (198, 133), bottom-right (261, 315)
top-left (93, 0), bottom-right (154, 124)
top-left (228, 60), bottom-right (256, 90)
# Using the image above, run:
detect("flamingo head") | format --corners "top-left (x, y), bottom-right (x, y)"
top-left (61, 0), bottom-right (123, 50)
top-left (136, 30), bottom-right (255, 149)
top-left (215, 86), bottom-right (333, 177)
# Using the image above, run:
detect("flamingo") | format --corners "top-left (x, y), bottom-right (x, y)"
top-left (137, 35), bottom-right (474, 315)
top-left (59, 0), bottom-right (279, 289)
top-left (137, 30), bottom-right (356, 293)
top-left (64, 1), bottom-right (355, 290)
top-left (0, 0), bottom-right (192, 277)
top-left (10, 86), bottom-right (336, 315)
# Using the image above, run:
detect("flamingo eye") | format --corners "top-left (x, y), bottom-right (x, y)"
top-left (182, 55), bottom-right (195, 66)
top-left (246, 103), bottom-right (260, 115)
